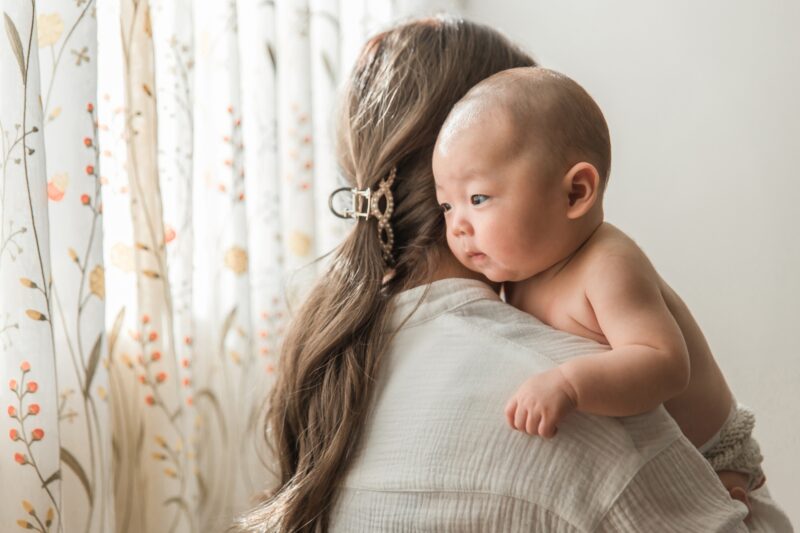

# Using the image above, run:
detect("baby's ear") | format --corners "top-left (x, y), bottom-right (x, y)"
top-left (562, 162), bottom-right (601, 220)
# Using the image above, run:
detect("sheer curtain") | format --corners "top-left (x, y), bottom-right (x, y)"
top-left (0, 0), bottom-right (471, 530)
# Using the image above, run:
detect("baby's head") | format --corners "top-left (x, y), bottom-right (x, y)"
top-left (432, 67), bottom-right (611, 282)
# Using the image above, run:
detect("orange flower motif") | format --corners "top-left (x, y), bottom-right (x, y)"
top-left (181, 358), bottom-right (190, 368)
top-left (28, 404), bottom-right (39, 415)
top-left (87, 102), bottom-right (94, 112)
top-left (20, 361), bottom-right (30, 372)
top-left (47, 181), bottom-right (65, 201)
top-left (84, 137), bottom-right (92, 147)
top-left (9, 379), bottom-right (18, 392)
top-left (265, 363), bottom-right (275, 374)
top-left (186, 396), bottom-right (193, 406)
top-left (138, 375), bottom-right (146, 384)
top-left (149, 331), bottom-right (158, 342)
top-left (9, 429), bottom-right (19, 441)
top-left (31, 428), bottom-right (44, 441)
top-left (184, 336), bottom-right (192, 346)
top-left (164, 225), bottom-right (176, 244)
top-left (14, 453), bottom-right (26, 464)
top-left (151, 351), bottom-right (161, 361)
top-left (156, 372), bottom-right (167, 383)
top-left (182, 378), bottom-right (190, 387)
top-left (81, 194), bottom-right (90, 205)
top-left (85, 165), bottom-right (94, 175)
top-left (142, 314), bottom-right (150, 324)
top-left (27, 382), bottom-right (38, 393)
top-left (145, 395), bottom-right (155, 406)
top-left (8, 406), bottom-right (17, 417)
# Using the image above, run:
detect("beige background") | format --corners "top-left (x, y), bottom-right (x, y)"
top-left (458, 0), bottom-right (799, 524)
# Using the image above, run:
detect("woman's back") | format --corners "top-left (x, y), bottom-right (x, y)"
top-left (330, 279), bottom-right (747, 532)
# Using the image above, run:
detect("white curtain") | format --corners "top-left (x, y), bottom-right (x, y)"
top-left (0, 0), bottom-right (442, 530)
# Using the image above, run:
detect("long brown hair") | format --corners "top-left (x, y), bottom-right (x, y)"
top-left (234, 15), bottom-right (535, 532)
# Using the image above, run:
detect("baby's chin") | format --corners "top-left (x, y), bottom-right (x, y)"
top-left (462, 262), bottom-right (512, 284)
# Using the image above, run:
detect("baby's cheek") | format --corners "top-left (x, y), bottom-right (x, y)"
top-left (444, 231), bottom-right (457, 251)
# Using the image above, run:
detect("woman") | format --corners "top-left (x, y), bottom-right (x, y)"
top-left (235, 16), bottom-right (756, 532)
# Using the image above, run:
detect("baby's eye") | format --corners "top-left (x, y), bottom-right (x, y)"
top-left (439, 202), bottom-right (452, 213)
top-left (471, 194), bottom-right (489, 205)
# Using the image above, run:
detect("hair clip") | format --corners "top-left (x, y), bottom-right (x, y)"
top-left (328, 167), bottom-right (397, 264)
top-left (328, 186), bottom-right (372, 220)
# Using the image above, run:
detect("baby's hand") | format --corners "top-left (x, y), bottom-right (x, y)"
top-left (505, 366), bottom-right (577, 438)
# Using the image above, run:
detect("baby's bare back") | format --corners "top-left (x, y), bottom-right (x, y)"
top-left (509, 223), bottom-right (734, 448)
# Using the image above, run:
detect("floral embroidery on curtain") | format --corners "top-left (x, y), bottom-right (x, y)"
top-left (0, 0), bottom-right (431, 530)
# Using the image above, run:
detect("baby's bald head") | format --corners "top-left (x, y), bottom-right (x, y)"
top-left (437, 67), bottom-right (611, 188)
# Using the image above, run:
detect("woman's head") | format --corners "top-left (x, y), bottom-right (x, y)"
top-left (235, 15), bottom-right (535, 533)
top-left (337, 15), bottom-right (536, 291)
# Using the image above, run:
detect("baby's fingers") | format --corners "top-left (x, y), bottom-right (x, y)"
top-left (504, 400), bottom-right (518, 429)
top-left (538, 413), bottom-right (558, 439)
top-left (514, 404), bottom-right (528, 432)
top-left (525, 411), bottom-right (542, 436)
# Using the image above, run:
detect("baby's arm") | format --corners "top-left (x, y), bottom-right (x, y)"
top-left (507, 250), bottom-right (691, 437)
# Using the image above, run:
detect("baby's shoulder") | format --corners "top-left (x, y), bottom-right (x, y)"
top-left (581, 223), bottom-right (658, 280)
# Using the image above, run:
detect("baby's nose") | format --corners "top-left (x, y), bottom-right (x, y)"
top-left (451, 215), bottom-right (473, 237)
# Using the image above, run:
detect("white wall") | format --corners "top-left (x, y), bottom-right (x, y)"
top-left (462, 0), bottom-right (800, 524)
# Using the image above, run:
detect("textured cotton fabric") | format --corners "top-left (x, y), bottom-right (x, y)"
top-left (330, 278), bottom-right (751, 532)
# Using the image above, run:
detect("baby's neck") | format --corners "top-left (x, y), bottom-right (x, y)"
top-left (536, 217), bottom-right (605, 282)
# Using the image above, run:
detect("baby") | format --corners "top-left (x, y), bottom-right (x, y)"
top-left (432, 67), bottom-right (764, 509)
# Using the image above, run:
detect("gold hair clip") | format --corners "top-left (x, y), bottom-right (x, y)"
top-left (328, 167), bottom-right (397, 264)
top-left (329, 186), bottom-right (373, 220)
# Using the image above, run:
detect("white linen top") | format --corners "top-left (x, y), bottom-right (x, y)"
top-left (329, 278), bottom-right (749, 532)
